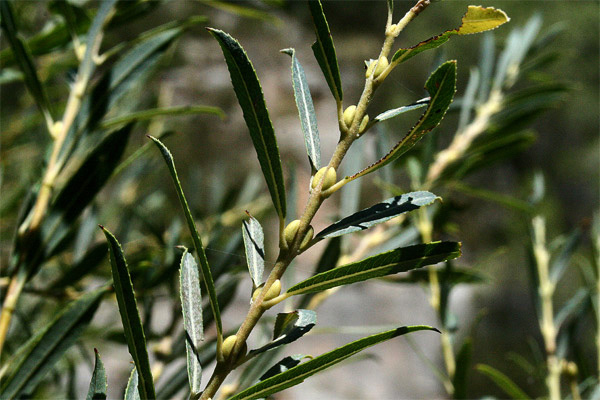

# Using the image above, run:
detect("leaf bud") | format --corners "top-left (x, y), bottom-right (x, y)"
top-left (299, 226), bottom-right (314, 251)
top-left (221, 335), bottom-right (238, 360)
top-left (264, 279), bottom-right (282, 301)
top-left (283, 219), bottom-right (314, 250)
top-left (343, 105), bottom-right (357, 127)
top-left (365, 56), bottom-right (389, 79)
top-left (311, 167), bottom-right (337, 190)
top-left (358, 114), bottom-right (369, 134)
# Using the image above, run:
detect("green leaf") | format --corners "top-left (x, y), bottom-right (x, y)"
top-left (550, 228), bottom-right (581, 284)
top-left (373, 98), bottom-right (430, 123)
top-left (0, 0), bottom-right (54, 126)
top-left (99, 105), bottom-right (225, 130)
top-left (179, 250), bottom-right (204, 397)
top-left (0, 287), bottom-right (107, 399)
top-left (282, 48), bottom-right (321, 171)
top-left (476, 364), bottom-right (531, 400)
top-left (149, 136), bottom-right (222, 339)
top-left (100, 227), bottom-right (155, 400)
top-left (382, 266), bottom-right (486, 285)
top-left (453, 338), bottom-right (472, 399)
top-left (347, 61), bottom-right (457, 182)
top-left (554, 288), bottom-right (589, 330)
top-left (259, 354), bottom-right (309, 381)
top-left (242, 213), bottom-right (265, 288)
top-left (315, 191), bottom-right (439, 240)
top-left (229, 326), bottom-right (438, 400)
top-left (391, 6), bottom-right (509, 65)
top-left (207, 28), bottom-right (286, 220)
top-left (249, 310), bottom-right (317, 357)
top-left (199, 0), bottom-right (282, 24)
top-left (286, 241), bottom-right (461, 296)
top-left (86, 349), bottom-right (107, 400)
top-left (124, 368), bottom-right (141, 400)
top-left (307, 0), bottom-right (343, 102)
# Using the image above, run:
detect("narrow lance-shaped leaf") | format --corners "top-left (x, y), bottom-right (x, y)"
top-left (476, 364), bottom-right (531, 400)
top-left (286, 241), bottom-right (461, 296)
top-left (124, 368), bottom-right (141, 400)
top-left (0, 0), bottom-right (54, 127)
top-left (391, 6), bottom-right (509, 65)
top-left (249, 310), bottom-right (317, 357)
top-left (307, 0), bottom-right (343, 102)
top-left (0, 287), bottom-right (107, 399)
top-left (179, 250), bottom-right (204, 397)
top-left (100, 105), bottom-right (225, 130)
top-left (229, 326), bottom-right (439, 400)
top-left (208, 28), bottom-right (286, 220)
top-left (315, 191), bottom-right (438, 240)
top-left (86, 349), bottom-right (107, 400)
top-left (149, 136), bottom-right (222, 339)
top-left (282, 48), bottom-right (321, 171)
top-left (100, 227), bottom-right (155, 399)
top-left (242, 212), bottom-right (265, 288)
top-left (346, 61), bottom-right (457, 182)
top-left (259, 354), bottom-right (310, 381)
top-left (373, 97), bottom-right (430, 123)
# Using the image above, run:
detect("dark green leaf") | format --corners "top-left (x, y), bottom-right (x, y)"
top-left (476, 364), bottom-right (531, 399)
top-left (373, 98), bottom-right (430, 123)
top-left (315, 191), bottom-right (439, 240)
top-left (286, 241), bottom-right (461, 296)
top-left (382, 266), bottom-right (486, 285)
top-left (554, 288), bottom-right (589, 330)
top-left (550, 228), bottom-right (581, 284)
top-left (448, 182), bottom-right (534, 214)
top-left (179, 251), bottom-right (204, 397)
top-left (307, 0), bottom-right (343, 102)
top-left (207, 28), bottom-right (286, 220)
top-left (453, 338), bottom-right (472, 399)
top-left (99, 105), bottom-right (224, 130)
top-left (149, 136), bottom-right (222, 338)
top-left (297, 236), bottom-right (341, 309)
top-left (391, 6), bottom-right (509, 65)
top-left (242, 213), bottom-right (265, 288)
top-left (100, 227), bottom-right (155, 399)
top-left (348, 61), bottom-right (457, 182)
top-left (0, 287), bottom-right (107, 399)
top-left (229, 326), bottom-right (439, 400)
top-left (86, 349), bottom-right (107, 400)
top-left (0, 0), bottom-right (54, 126)
top-left (124, 368), bottom-right (140, 400)
top-left (249, 310), bottom-right (317, 356)
top-left (282, 48), bottom-right (321, 171)
top-left (259, 354), bottom-right (309, 381)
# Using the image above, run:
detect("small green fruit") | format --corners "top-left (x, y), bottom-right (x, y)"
top-left (221, 335), bottom-right (238, 360)
top-left (343, 105), bottom-right (357, 127)
top-left (311, 167), bottom-right (337, 190)
top-left (283, 219), bottom-right (301, 245)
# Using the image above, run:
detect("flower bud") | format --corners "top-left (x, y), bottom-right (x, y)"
top-left (343, 105), bottom-right (357, 127)
top-left (283, 219), bottom-right (301, 245)
top-left (358, 114), bottom-right (369, 134)
top-left (311, 167), bottom-right (337, 190)
top-left (365, 56), bottom-right (389, 79)
top-left (299, 226), bottom-right (314, 251)
top-left (264, 280), bottom-right (282, 301)
top-left (221, 335), bottom-right (238, 360)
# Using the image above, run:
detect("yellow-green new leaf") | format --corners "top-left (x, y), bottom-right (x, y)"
top-left (392, 6), bottom-right (509, 65)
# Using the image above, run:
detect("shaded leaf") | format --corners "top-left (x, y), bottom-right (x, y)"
top-left (307, 0), bottom-right (343, 102)
top-left (199, 0), bottom-right (281, 24)
top-left (99, 105), bottom-right (224, 130)
top-left (554, 288), bottom-right (589, 330)
top-left (286, 241), bottom-right (461, 296)
top-left (242, 213), bottom-right (265, 288)
top-left (124, 368), bottom-right (140, 400)
top-left (453, 338), bottom-right (472, 399)
top-left (208, 28), bottom-right (286, 220)
top-left (373, 98), bottom-right (430, 123)
top-left (315, 191), bottom-right (438, 240)
top-left (0, 287), bottom-right (107, 399)
top-left (347, 61), bottom-right (457, 182)
top-left (249, 310), bottom-right (317, 356)
top-left (100, 227), bottom-right (155, 399)
top-left (149, 136), bottom-right (222, 339)
top-left (550, 228), bottom-right (581, 284)
top-left (229, 326), bottom-right (439, 400)
top-left (282, 48), bottom-right (321, 170)
top-left (86, 349), bottom-right (107, 400)
top-left (392, 6), bottom-right (509, 65)
top-left (297, 236), bottom-right (341, 309)
top-left (383, 266), bottom-right (486, 285)
top-left (476, 364), bottom-right (531, 399)
top-left (179, 250), bottom-right (204, 397)
top-left (259, 354), bottom-right (309, 381)
top-left (0, 0), bottom-right (53, 126)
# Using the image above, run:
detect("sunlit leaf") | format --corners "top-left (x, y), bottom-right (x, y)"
top-left (179, 250), bottom-right (204, 397)
top-left (307, 0), bottom-right (343, 102)
top-left (229, 326), bottom-right (439, 400)
top-left (101, 227), bottom-right (155, 399)
top-left (242, 213), bottom-right (265, 288)
top-left (282, 48), bottom-right (321, 171)
top-left (315, 191), bottom-right (439, 240)
top-left (208, 28), bottom-right (286, 220)
top-left (249, 310), bottom-right (317, 356)
top-left (392, 6), bottom-right (509, 65)
top-left (286, 241), bottom-right (461, 296)
top-left (373, 98), bottom-right (430, 123)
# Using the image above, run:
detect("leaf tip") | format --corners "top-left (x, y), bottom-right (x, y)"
top-left (280, 48), bottom-right (294, 56)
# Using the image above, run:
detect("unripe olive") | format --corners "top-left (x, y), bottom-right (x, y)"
top-left (221, 335), bottom-right (238, 360)
top-left (251, 280), bottom-right (282, 303)
top-left (283, 219), bottom-right (314, 249)
top-left (311, 167), bottom-right (337, 190)
top-left (343, 105), bottom-right (357, 127)
top-left (358, 114), bottom-right (369, 134)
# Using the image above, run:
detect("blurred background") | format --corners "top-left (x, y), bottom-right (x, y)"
top-left (1, 1), bottom-right (598, 398)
